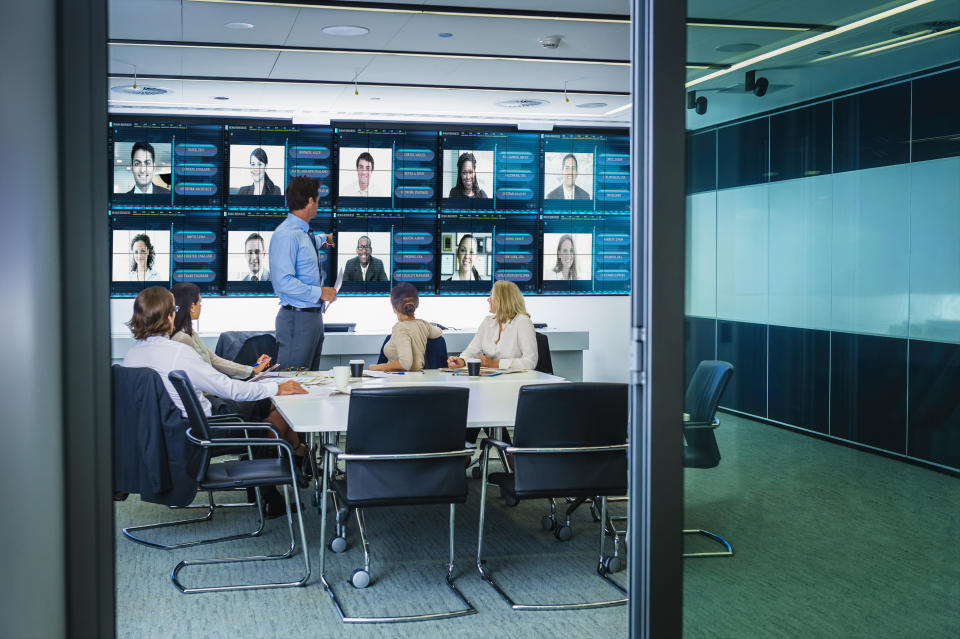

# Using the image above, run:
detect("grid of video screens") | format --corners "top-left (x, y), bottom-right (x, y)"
top-left (109, 119), bottom-right (630, 297)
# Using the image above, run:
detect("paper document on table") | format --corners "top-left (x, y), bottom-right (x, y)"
top-left (363, 370), bottom-right (390, 378)
top-left (323, 266), bottom-right (345, 312)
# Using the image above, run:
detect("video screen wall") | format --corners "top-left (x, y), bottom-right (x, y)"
top-left (109, 118), bottom-right (629, 297)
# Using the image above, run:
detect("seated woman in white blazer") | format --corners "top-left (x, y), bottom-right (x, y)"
top-left (448, 280), bottom-right (538, 371)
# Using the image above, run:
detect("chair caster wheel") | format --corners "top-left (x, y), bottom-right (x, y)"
top-left (329, 536), bottom-right (347, 553)
top-left (541, 515), bottom-right (556, 531)
top-left (504, 494), bottom-right (519, 507)
top-left (350, 569), bottom-right (371, 589)
top-left (554, 524), bottom-right (572, 541)
top-left (471, 466), bottom-right (482, 479)
top-left (602, 555), bottom-right (624, 573)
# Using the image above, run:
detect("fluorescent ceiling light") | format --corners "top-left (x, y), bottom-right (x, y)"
top-left (224, 22), bottom-right (254, 29)
top-left (811, 30), bottom-right (932, 61)
top-left (686, 21), bottom-right (809, 31)
top-left (853, 24), bottom-right (960, 55)
top-left (685, 0), bottom-right (935, 88)
top-left (604, 103), bottom-right (631, 116)
top-left (110, 41), bottom-right (628, 66)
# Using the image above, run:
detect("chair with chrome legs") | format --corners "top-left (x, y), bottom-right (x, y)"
top-left (478, 382), bottom-right (629, 610)
top-left (319, 386), bottom-right (476, 624)
top-left (113, 365), bottom-right (262, 550)
top-left (166, 370), bottom-right (310, 593)
top-left (683, 359), bottom-right (735, 558)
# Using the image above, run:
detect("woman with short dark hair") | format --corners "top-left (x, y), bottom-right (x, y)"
top-left (237, 147), bottom-right (281, 196)
top-left (369, 282), bottom-right (442, 372)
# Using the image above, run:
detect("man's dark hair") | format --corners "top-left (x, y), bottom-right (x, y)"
top-left (357, 235), bottom-right (372, 249)
top-left (286, 176), bottom-right (320, 211)
top-left (356, 152), bottom-right (374, 169)
top-left (131, 141), bottom-right (156, 163)
top-left (562, 153), bottom-right (578, 170)
top-left (244, 232), bottom-right (265, 248)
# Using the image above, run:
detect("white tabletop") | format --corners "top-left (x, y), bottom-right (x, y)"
top-left (272, 370), bottom-right (566, 433)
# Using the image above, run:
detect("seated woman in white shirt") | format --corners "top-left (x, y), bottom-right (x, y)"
top-left (369, 282), bottom-right (442, 372)
top-left (448, 280), bottom-right (538, 371)
top-left (122, 286), bottom-right (308, 460)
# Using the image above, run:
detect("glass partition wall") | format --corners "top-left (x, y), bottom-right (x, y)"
top-left (683, 1), bottom-right (960, 635)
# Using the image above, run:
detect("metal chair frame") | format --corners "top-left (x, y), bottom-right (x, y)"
top-left (122, 414), bottom-right (262, 550)
top-left (683, 416), bottom-right (734, 558)
top-left (477, 439), bottom-right (629, 611)
top-left (169, 422), bottom-right (311, 593)
top-left (319, 445), bottom-right (478, 624)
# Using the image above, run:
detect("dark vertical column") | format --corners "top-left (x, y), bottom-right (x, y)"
top-left (629, 0), bottom-right (687, 637)
top-left (0, 0), bottom-right (67, 635)
top-left (58, 0), bottom-right (113, 636)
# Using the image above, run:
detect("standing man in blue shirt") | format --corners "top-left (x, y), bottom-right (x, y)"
top-left (269, 176), bottom-right (337, 370)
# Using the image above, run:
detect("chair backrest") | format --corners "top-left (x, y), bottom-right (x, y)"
top-left (424, 336), bottom-right (448, 369)
top-left (234, 333), bottom-right (278, 367)
top-left (376, 334), bottom-right (448, 369)
top-left (324, 322), bottom-right (356, 333)
top-left (534, 332), bottom-right (553, 374)
top-left (344, 386), bottom-right (469, 504)
top-left (512, 383), bottom-right (627, 496)
top-left (167, 370), bottom-right (214, 481)
top-left (683, 360), bottom-right (734, 469)
top-left (214, 330), bottom-right (268, 360)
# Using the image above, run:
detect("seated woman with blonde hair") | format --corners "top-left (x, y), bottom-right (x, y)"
top-left (369, 282), bottom-right (442, 372)
top-left (448, 280), bottom-right (538, 371)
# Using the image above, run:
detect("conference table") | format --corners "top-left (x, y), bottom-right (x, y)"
top-left (271, 369), bottom-right (567, 506)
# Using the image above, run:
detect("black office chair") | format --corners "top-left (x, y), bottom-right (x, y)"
top-left (683, 359), bottom-right (735, 558)
top-left (375, 334), bottom-right (449, 369)
top-left (214, 330), bottom-right (271, 362)
top-left (234, 332), bottom-right (278, 368)
top-left (478, 383), bottom-right (629, 610)
top-left (319, 386), bottom-right (476, 623)
top-left (114, 365), bottom-right (264, 550)
top-left (534, 331), bottom-right (554, 375)
top-left (166, 370), bottom-right (310, 593)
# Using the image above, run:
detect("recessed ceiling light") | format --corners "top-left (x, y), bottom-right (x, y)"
top-left (225, 22), bottom-right (254, 30)
top-left (576, 102), bottom-right (607, 108)
top-left (321, 25), bottom-right (369, 36)
top-left (110, 85), bottom-right (169, 96)
top-left (369, 97), bottom-right (381, 101)
top-left (716, 42), bottom-right (759, 53)
top-left (496, 98), bottom-right (549, 108)
top-left (212, 96), bottom-right (229, 100)
top-left (438, 32), bottom-right (453, 38)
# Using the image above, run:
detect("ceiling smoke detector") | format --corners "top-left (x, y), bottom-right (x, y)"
top-left (111, 85), bottom-right (170, 96)
top-left (538, 35), bottom-right (563, 49)
top-left (496, 98), bottom-right (549, 108)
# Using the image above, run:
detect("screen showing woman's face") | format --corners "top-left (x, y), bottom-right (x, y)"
top-left (249, 154), bottom-right (266, 183)
top-left (132, 240), bottom-right (149, 270)
top-left (457, 238), bottom-right (476, 272)
top-left (460, 160), bottom-right (475, 191)
top-left (558, 238), bottom-right (574, 270)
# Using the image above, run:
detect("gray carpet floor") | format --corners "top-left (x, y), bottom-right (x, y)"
top-left (115, 414), bottom-right (959, 638)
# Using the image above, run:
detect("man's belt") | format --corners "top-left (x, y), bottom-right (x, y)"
top-left (281, 305), bottom-right (322, 313)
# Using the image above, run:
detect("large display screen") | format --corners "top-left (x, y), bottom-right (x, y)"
top-left (108, 117), bottom-right (630, 297)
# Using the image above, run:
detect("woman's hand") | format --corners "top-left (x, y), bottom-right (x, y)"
top-left (368, 363), bottom-right (384, 371)
top-left (447, 356), bottom-right (465, 368)
top-left (276, 380), bottom-right (307, 395)
top-left (480, 355), bottom-right (499, 369)
top-left (252, 354), bottom-right (271, 373)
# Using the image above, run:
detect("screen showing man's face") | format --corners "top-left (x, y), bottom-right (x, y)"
top-left (356, 237), bottom-right (372, 265)
top-left (562, 156), bottom-right (578, 188)
top-left (245, 238), bottom-right (265, 274)
top-left (131, 149), bottom-right (156, 190)
top-left (356, 159), bottom-right (373, 191)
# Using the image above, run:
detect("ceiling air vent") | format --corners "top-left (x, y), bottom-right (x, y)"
top-left (111, 85), bottom-right (170, 96)
top-left (496, 98), bottom-right (549, 108)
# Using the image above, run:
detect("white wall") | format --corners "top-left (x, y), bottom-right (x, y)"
top-left (111, 295), bottom-right (630, 382)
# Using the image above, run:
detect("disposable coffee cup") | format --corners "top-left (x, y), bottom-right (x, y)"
top-left (466, 358), bottom-right (481, 377)
top-left (349, 359), bottom-right (364, 378)
top-left (333, 366), bottom-right (350, 390)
